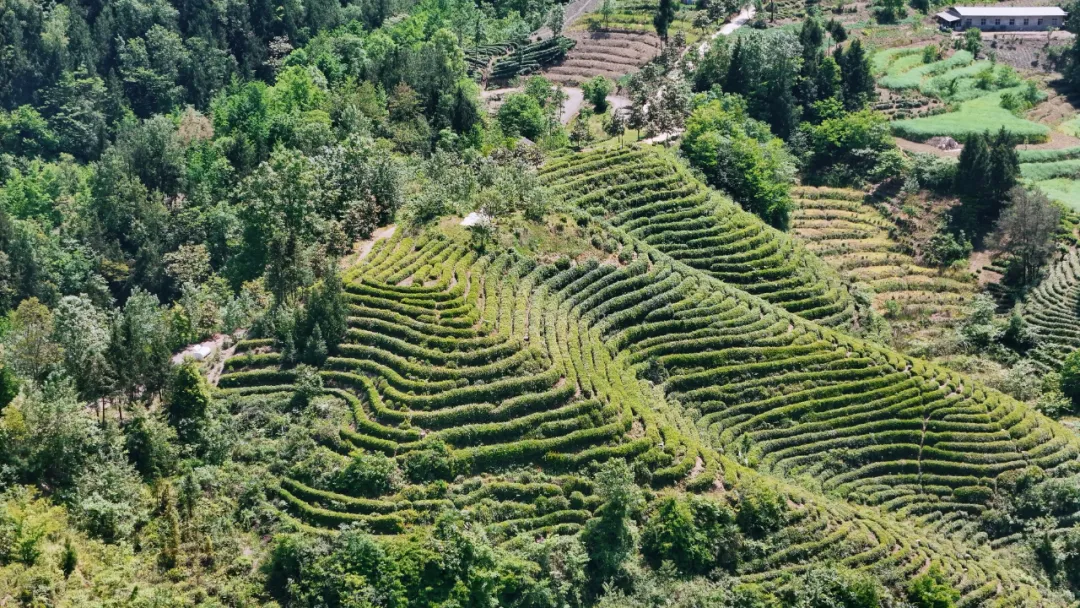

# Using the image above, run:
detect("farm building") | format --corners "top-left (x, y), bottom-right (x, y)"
top-left (935, 6), bottom-right (1066, 31)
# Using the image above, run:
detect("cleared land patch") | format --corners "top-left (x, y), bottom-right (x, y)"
top-left (790, 187), bottom-right (977, 332)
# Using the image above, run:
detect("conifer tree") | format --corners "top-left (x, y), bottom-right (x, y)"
top-left (653, 0), bottom-right (677, 42)
top-left (836, 39), bottom-right (874, 110)
top-left (726, 39), bottom-right (750, 97)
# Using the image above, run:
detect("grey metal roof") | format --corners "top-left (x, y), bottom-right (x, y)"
top-left (949, 6), bottom-right (1066, 17)
top-left (936, 11), bottom-right (960, 21)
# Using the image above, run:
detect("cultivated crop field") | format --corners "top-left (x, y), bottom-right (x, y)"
top-left (217, 147), bottom-right (1080, 604)
top-left (541, 148), bottom-right (857, 327)
top-left (1019, 146), bottom-right (1080, 209)
top-left (1024, 248), bottom-right (1080, 371)
top-left (874, 46), bottom-right (1050, 143)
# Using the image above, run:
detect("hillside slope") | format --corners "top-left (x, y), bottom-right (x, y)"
top-left (216, 147), bottom-right (1080, 605)
top-left (790, 186), bottom-right (978, 343)
top-left (541, 148), bottom-right (858, 328)
top-left (221, 229), bottom-right (1067, 605)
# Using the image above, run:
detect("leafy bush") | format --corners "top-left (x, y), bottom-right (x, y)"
top-left (400, 440), bottom-right (455, 483)
top-left (641, 494), bottom-right (739, 574)
top-left (735, 481), bottom-right (786, 538)
top-left (498, 93), bottom-right (546, 140)
top-left (907, 565), bottom-right (959, 608)
top-left (334, 452), bottom-right (404, 498)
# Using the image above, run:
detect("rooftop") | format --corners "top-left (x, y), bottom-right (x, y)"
top-left (948, 6), bottom-right (1066, 16)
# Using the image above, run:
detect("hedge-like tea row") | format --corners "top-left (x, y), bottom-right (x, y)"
top-left (1023, 248), bottom-right (1080, 372)
top-left (791, 187), bottom-right (976, 344)
top-left (540, 147), bottom-right (856, 328)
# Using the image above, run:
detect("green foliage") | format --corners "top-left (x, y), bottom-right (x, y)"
top-left (60, 536), bottom-right (77, 578)
top-left (801, 109), bottom-right (903, 186)
top-left (785, 566), bottom-right (887, 607)
top-left (334, 452), bottom-right (405, 498)
top-left (291, 364), bottom-right (324, 410)
top-left (124, 411), bottom-right (179, 480)
top-left (401, 439), bottom-right (456, 484)
top-left (907, 565), bottom-right (959, 608)
top-left (1060, 350), bottom-right (1080, 404)
top-left (964, 29), bottom-right (982, 55)
top-left (583, 77), bottom-right (614, 113)
top-left (167, 361), bottom-right (212, 441)
top-left (654, 0), bottom-right (678, 41)
top-left (735, 481), bottom-right (787, 538)
top-left (70, 451), bottom-right (149, 543)
top-left (681, 96), bottom-right (794, 228)
top-left (923, 226), bottom-right (972, 267)
top-left (583, 459), bottom-right (642, 594)
top-left (952, 129), bottom-right (1020, 239)
top-left (641, 494), bottom-right (738, 574)
top-left (499, 93), bottom-right (547, 140)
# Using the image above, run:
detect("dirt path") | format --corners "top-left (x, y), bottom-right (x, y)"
top-left (688, 5), bottom-right (756, 59)
top-left (1016, 128), bottom-right (1080, 151)
top-left (533, 0), bottom-right (604, 39)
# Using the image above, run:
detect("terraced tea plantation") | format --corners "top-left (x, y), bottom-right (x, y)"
top-left (219, 226), bottom-right (1073, 604)
top-left (212, 146), bottom-right (1080, 605)
top-left (544, 29), bottom-right (661, 87)
top-left (790, 187), bottom-right (977, 337)
top-left (540, 148), bottom-right (857, 327)
top-left (874, 46), bottom-right (1050, 143)
top-left (1023, 248), bottom-right (1080, 372)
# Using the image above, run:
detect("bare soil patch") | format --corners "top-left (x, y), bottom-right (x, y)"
top-left (544, 29), bottom-right (661, 86)
top-left (895, 137), bottom-right (962, 157)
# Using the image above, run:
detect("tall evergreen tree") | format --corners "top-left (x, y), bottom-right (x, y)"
top-left (953, 130), bottom-right (1018, 239)
top-left (836, 39), bottom-right (874, 110)
top-left (653, 0), bottom-right (677, 43)
top-left (797, 15), bottom-right (825, 118)
top-left (988, 127), bottom-right (1020, 206)
top-left (726, 39), bottom-right (749, 97)
top-left (954, 131), bottom-right (991, 203)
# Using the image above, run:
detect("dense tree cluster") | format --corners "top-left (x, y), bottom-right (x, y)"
top-left (682, 13), bottom-right (890, 224)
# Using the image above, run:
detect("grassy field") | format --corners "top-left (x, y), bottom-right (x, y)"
top-left (875, 46), bottom-right (1050, 143)
top-left (879, 50), bottom-right (974, 90)
top-left (1033, 177), bottom-right (1080, 210)
top-left (891, 86), bottom-right (1050, 142)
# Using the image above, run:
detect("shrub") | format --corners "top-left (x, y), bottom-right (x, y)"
top-left (907, 565), bottom-right (959, 608)
top-left (291, 364), bottom-right (324, 409)
top-left (582, 76), bottom-right (613, 113)
top-left (735, 481), bottom-right (786, 538)
top-left (1059, 350), bottom-right (1080, 405)
top-left (334, 452), bottom-right (404, 498)
top-left (400, 440), bottom-right (455, 483)
top-left (641, 494), bottom-right (739, 574)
